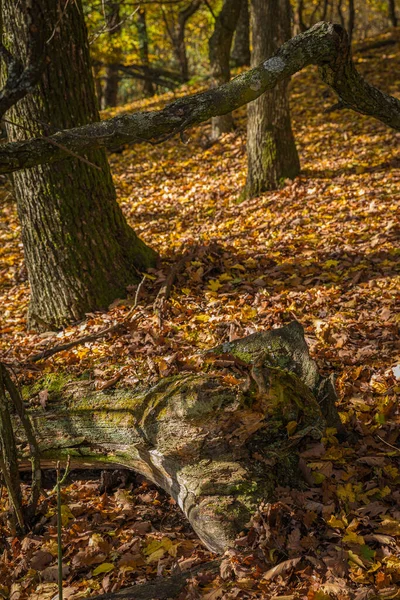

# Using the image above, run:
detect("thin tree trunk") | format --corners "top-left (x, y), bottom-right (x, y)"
top-left (136, 9), bottom-right (155, 97)
top-left (209, 0), bottom-right (242, 138)
top-left (104, 1), bottom-right (122, 107)
top-left (293, 0), bottom-right (307, 34)
top-left (245, 0), bottom-right (300, 197)
top-left (166, 0), bottom-right (201, 82)
top-left (2, 0), bottom-right (157, 330)
top-left (388, 0), bottom-right (398, 26)
top-left (231, 0), bottom-right (251, 66)
top-left (348, 0), bottom-right (355, 44)
top-left (16, 323), bottom-right (344, 553)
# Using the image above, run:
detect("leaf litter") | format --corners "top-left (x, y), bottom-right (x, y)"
top-left (0, 32), bottom-right (399, 599)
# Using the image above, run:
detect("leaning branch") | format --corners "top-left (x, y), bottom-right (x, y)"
top-left (0, 22), bottom-right (398, 174)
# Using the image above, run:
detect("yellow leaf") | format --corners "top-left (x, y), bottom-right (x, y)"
top-left (327, 515), bottom-right (345, 529)
top-left (208, 279), bottom-right (222, 292)
top-left (195, 314), bottom-right (210, 322)
top-left (347, 550), bottom-right (366, 569)
top-left (286, 421), bottom-right (297, 436)
top-left (181, 288), bottom-right (191, 295)
top-left (343, 531), bottom-right (365, 545)
top-left (146, 548), bottom-right (165, 563)
top-left (232, 263), bottom-right (246, 271)
top-left (60, 504), bottom-right (74, 526)
top-left (92, 563), bottom-right (114, 576)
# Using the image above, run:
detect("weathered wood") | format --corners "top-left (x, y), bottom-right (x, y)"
top-left (17, 322), bottom-right (343, 553)
top-left (0, 21), bottom-right (399, 175)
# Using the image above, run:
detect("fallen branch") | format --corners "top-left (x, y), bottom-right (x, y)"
top-left (27, 277), bottom-right (147, 363)
top-left (0, 22), bottom-right (399, 174)
top-left (15, 322), bottom-right (344, 553)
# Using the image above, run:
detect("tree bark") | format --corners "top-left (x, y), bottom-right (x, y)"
top-left (104, 1), bottom-right (122, 108)
top-left (388, 0), bottom-right (398, 27)
top-left (245, 0), bottom-right (300, 196)
top-left (2, 0), bottom-right (157, 330)
top-left (17, 322), bottom-right (344, 553)
top-left (209, 0), bottom-right (242, 139)
top-left (231, 0), bottom-right (251, 67)
top-left (135, 9), bottom-right (155, 97)
top-left (0, 22), bottom-right (399, 174)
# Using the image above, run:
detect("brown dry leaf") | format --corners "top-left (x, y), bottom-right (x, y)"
top-left (262, 557), bottom-right (302, 581)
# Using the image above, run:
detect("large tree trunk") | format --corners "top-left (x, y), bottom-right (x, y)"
top-left (231, 0), bottom-right (251, 67)
top-left (18, 322), bottom-right (344, 553)
top-left (2, 0), bottom-right (157, 330)
top-left (136, 9), bottom-right (155, 97)
top-left (245, 0), bottom-right (300, 196)
top-left (209, 0), bottom-right (242, 139)
top-left (104, 1), bottom-right (122, 108)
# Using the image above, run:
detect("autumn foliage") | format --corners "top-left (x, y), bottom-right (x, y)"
top-left (0, 29), bottom-right (399, 600)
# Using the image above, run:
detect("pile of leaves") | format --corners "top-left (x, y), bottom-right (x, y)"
top-left (0, 30), bottom-right (399, 599)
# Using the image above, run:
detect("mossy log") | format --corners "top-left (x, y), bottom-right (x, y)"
top-left (17, 322), bottom-right (343, 553)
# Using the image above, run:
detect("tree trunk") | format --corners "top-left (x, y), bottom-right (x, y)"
top-left (18, 322), bottom-right (344, 553)
top-left (136, 9), bottom-right (155, 97)
top-left (209, 0), bottom-right (242, 139)
top-left (166, 0), bottom-right (201, 82)
top-left (293, 0), bottom-right (307, 34)
top-left (2, 0), bottom-right (157, 330)
top-left (348, 0), bottom-right (355, 44)
top-left (104, 1), bottom-right (122, 108)
top-left (245, 0), bottom-right (300, 197)
top-left (388, 0), bottom-right (398, 26)
top-left (231, 0), bottom-right (251, 67)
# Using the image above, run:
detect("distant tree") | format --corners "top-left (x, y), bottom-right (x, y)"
top-left (245, 0), bottom-right (300, 196)
top-left (208, 0), bottom-right (242, 139)
top-left (231, 0), bottom-right (250, 67)
top-left (388, 0), bottom-right (397, 26)
top-left (2, 0), bottom-right (157, 330)
top-left (104, 1), bottom-right (122, 107)
top-left (163, 0), bottom-right (202, 82)
top-left (135, 8), bottom-right (155, 97)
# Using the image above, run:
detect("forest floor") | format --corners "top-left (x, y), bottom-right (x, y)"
top-left (0, 30), bottom-right (399, 600)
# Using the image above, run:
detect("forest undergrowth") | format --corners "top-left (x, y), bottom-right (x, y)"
top-left (0, 31), bottom-right (399, 600)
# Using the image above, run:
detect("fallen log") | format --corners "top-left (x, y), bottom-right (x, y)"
top-left (17, 321), bottom-right (344, 553)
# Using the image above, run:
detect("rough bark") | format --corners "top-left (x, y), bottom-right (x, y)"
top-left (0, 22), bottom-right (399, 174)
top-left (18, 322), bottom-right (344, 553)
top-left (388, 0), bottom-right (398, 27)
top-left (209, 0), bottom-right (242, 138)
top-left (232, 0), bottom-right (251, 67)
top-left (135, 9), bottom-right (155, 97)
top-left (104, 1), bottom-right (122, 108)
top-left (2, 0), bottom-right (157, 330)
top-left (245, 0), bottom-right (300, 196)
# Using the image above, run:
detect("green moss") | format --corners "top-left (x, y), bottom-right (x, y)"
top-left (23, 371), bottom-right (72, 400)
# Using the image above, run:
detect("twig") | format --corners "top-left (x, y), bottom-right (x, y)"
top-left (154, 245), bottom-right (198, 327)
top-left (2, 367), bottom-right (43, 511)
